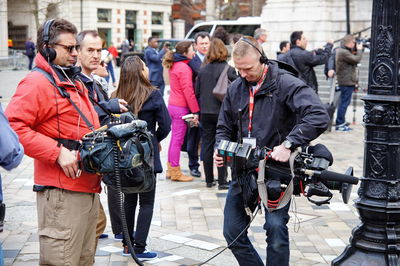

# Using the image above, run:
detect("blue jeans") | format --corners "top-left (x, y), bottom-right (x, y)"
top-left (335, 86), bottom-right (354, 126)
top-left (223, 184), bottom-right (290, 266)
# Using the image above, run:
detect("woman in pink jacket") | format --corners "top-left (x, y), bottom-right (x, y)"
top-left (163, 41), bottom-right (200, 182)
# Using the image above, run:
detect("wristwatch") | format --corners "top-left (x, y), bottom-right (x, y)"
top-left (282, 139), bottom-right (294, 151)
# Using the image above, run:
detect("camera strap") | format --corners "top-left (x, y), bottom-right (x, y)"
top-left (247, 65), bottom-right (268, 137)
top-left (257, 149), bottom-right (299, 212)
top-left (33, 67), bottom-right (95, 131)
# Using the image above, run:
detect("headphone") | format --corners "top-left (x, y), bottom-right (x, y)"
top-left (239, 37), bottom-right (269, 64)
top-left (41, 19), bottom-right (57, 62)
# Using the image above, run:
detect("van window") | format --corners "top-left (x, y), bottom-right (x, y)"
top-left (219, 25), bottom-right (260, 37)
top-left (187, 25), bottom-right (213, 39)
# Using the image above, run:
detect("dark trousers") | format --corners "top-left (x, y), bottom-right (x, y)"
top-left (187, 126), bottom-right (200, 171)
top-left (223, 184), bottom-right (290, 266)
top-left (201, 113), bottom-right (227, 184)
top-left (335, 86), bottom-right (354, 126)
top-left (106, 186), bottom-right (122, 235)
top-left (28, 56), bottom-right (34, 70)
top-left (122, 186), bottom-right (156, 253)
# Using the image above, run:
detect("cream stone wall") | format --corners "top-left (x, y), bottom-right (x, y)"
top-left (261, 0), bottom-right (372, 59)
top-left (4, 0), bottom-right (172, 52)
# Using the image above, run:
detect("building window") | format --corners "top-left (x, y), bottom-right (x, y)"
top-left (126, 10), bottom-right (137, 25)
top-left (151, 12), bottom-right (163, 25)
top-left (152, 30), bottom-right (163, 39)
top-left (97, 9), bottom-right (111, 22)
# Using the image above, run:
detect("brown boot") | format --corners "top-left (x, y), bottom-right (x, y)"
top-left (166, 162), bottom-right (172, 179)
top-left (170, 166), bottom-right (193, 182)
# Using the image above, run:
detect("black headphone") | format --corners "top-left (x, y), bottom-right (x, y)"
top-left (239, 37), bottom-right (269, 64)
top-left (41, 19), bottom-right (57, 62)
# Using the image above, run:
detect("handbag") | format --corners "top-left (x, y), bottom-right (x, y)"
top-left (212, 64), bottom-right (231, 102)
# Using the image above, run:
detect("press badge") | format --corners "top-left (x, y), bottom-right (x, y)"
top-left (243, 137), bottom-right (257, 148)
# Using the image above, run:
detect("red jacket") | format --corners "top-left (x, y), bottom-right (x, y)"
top-left (5, 54), bottom-right (101, 193)
top-left (168, 60), bottom-right (200, 113)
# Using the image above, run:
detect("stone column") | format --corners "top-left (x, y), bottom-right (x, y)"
top-left (333, 0), bottom-right (400, 265)
top-left (173, 19), bottom-right (185, 39)
top-left (0, 0), bottom-right (8, 57)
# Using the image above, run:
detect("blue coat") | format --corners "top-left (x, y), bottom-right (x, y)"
top-left (144, 47), bottom-right (166, 87)
top-left (0, 104), bottom-right (24, 202)
top-left (188, 54), bottom-right (202, 82)
top-left (138, 90), bottom-right (171, 173)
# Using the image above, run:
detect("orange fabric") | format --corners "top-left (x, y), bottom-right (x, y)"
top-left (168, 60), bottom-right (200, 113)
top-left (5, 53), bottom-right (101, 193)
top-left (108, 46), bottom-right (118, 58)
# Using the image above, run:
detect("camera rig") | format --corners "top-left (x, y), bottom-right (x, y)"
top-left (217, 139), bottom-right (359, 208)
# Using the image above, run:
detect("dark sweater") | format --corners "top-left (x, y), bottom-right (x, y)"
top-left (195, 61), bottom-right (238, 115)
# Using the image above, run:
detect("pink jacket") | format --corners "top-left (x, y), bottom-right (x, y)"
top-left (168, 60), bottom-right (200, 113)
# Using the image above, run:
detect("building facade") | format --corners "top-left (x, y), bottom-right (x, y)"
top-left (261, 0), bottom-right (372, 59)
top-left (1, 0), bottom-right (172, 56)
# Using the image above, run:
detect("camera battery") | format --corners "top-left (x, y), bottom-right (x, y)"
top-left (234, 143), bottom-right (253, 169)
top-left (217, 140), bottom-right (230, 159)
top-left (225, 142), bottom-right (239, 167)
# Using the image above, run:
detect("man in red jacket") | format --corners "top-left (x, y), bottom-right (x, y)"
top-left (5, 19), bottom-right (101, 265)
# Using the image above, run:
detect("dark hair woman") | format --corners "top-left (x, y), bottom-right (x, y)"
top-left (195, 38), bottom-right (238, 189)
top-left (162, 41), bottom-right (200, 182)
top-left (112, 55), bottom-right (171, 260)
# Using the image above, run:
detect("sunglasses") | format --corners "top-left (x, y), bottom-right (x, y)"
top-left (54, 43), bottom-right (79, 53)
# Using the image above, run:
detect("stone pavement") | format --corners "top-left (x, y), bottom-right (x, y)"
top-left (0, 69), bottom-right (365, 265)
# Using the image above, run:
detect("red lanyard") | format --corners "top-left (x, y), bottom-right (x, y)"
top-left (248, 66), bottom-right (268, 137)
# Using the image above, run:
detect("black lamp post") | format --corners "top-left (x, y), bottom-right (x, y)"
top-left (333, 0), bottom-right (400, 265)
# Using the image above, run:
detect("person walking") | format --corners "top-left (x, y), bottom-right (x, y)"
top-left (144, 37), bottom-right (169, 96)
top-left (25, 37), bottom-right (35, 70)
top-left (112, 56), bottom-right (171, 260)
top-left (195, 38), bottom-right (238, 189)
top-left (163, 41), bottom-right (199, 182)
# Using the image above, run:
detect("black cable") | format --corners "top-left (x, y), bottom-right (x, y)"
top-left (196, 204), bottom-right (261, 266)
top-left (113, 141), bottom-right (144, 266)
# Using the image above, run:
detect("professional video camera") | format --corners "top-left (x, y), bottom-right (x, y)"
top-left (217, 139), bottom-right (359, 207)
top-left (356, 37), bottom-right (370, 49)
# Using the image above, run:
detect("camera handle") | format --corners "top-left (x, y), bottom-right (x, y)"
top-left (238, 108), bottom-right (243, 144)
top-left (257, 149), bottom-right (299, 212)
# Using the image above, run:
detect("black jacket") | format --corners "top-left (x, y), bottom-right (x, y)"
top-left (195, 61), bottom-right (238, 115)
top-left (78, 73), bottom-right (120, 125)
top-left (138, 90), bottom-right (171, 173)
top-left (280, 44), bottom-right (332, 93)
top-left (216, 61), bottom-right (329, 151)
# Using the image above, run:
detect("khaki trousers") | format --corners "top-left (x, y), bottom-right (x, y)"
top-left (37, 188), bottom-right (99, 266)
top-left (94, 201), bottom-right (107, 251)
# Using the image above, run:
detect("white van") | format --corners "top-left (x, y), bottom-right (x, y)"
top-left (185, 17), bottom-right (262, 40)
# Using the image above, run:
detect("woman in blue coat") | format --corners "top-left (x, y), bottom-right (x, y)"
top-left (112, 56), bottom-right (171, 261)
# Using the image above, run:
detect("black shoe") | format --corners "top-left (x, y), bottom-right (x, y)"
top-left (190, 169), bottom-right (201, 177)
top-left (218, 184), bottom-right (229, 190)
top-left (206, 182), bottom-right (216, 188)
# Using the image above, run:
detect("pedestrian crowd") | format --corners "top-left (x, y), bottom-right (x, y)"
top-left (2, 17), bottom-right (364, 266)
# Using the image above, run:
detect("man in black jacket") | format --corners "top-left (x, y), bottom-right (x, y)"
top-left (76, 30), bottom-right (128, 242)
top-left (214, 36), bottom-right (329, 266)
top-left (280, 31), bottom-right (333, 93)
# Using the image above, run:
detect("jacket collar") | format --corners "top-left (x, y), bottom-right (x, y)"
top-left (238, 61), bottom-right (279, 109)
top-left (34, 53), bottom-right (81, 89)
